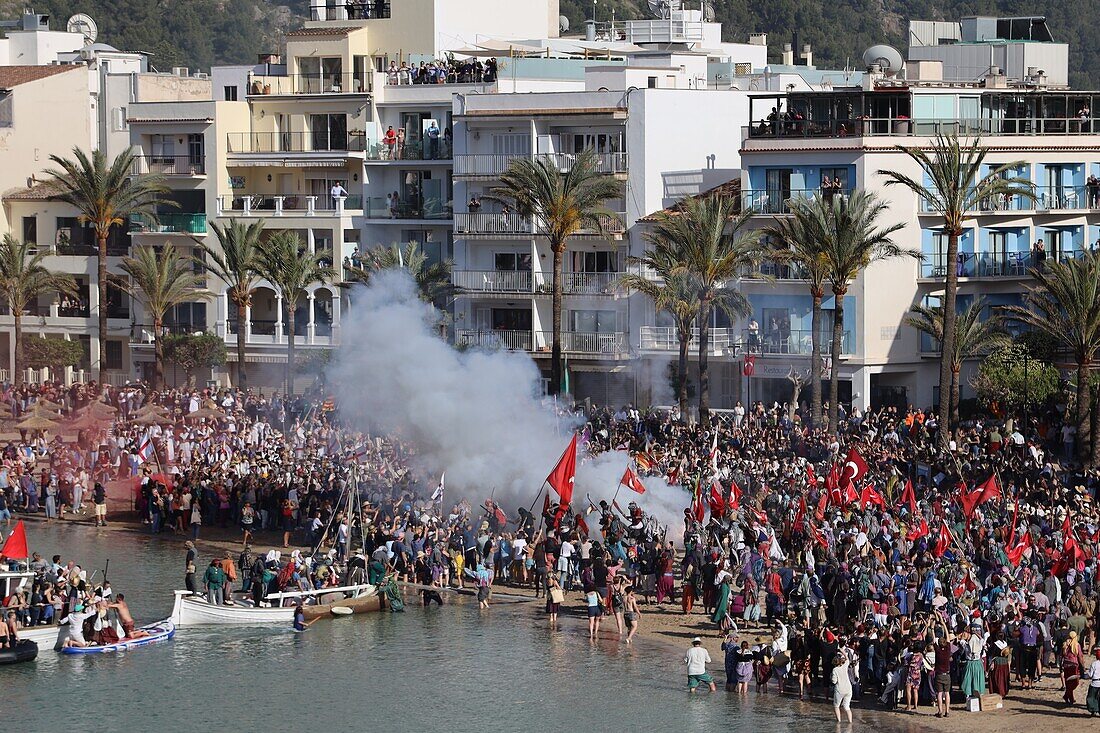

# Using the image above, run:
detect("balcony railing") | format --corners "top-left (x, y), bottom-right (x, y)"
top-left (540, 331), bottom-right (627, 355)
top-left (364, 139), bottom-right (452, 161)
top-left (248, 72), bottom-right (371, 96)
top-left (452, 270), bottom-right (533, 293)
top-left (746, 117), bottom-right (1100, 141)
top-left (745, 328), bottom-right (852, 356)
top-left (309, 0), bottom-right (390, 20)
top-left (217, 194), bottom-right (362, 216)
top-left (226, 131), bottom-right (367, 154)
top-left (919, 185), bottom-right (1100, 213)
top-left (131, 155), bottom-right (205, 176)
top-left (131, 213), bottom-right (208, 235)
top-left (742, 188), bottom-right (851, 215)
top-left (454, 152), bottom-right (628, 177)
top-left (920, 250), bottom-right (1086, 279)
top-left (454, 212), bottom-right (533, 235)
top-left (639, 326), bottom-right (733, 353)
top-left (366, 197), bottom-right (452, 220)
top-left (456, 329), bottom-right (532, 351)
top-left (562, 272), bottom-right (618, 294)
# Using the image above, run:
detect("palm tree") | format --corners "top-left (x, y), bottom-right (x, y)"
top-left (0, 235), bottom-right (77, 384)
top-left (44, 147), bottom-right (173, 382)
top-left (818, 191), bottom-right (917, 433)
top-left (345, 241), bottom-right (456, 303)
top-left (905, 296), bottom-right (1009, 428)
top-left (619, 244), bottom-right (701, 421)
top-left (1004, 252), bottom-right (1100, 464)
top-left (202, 219), bottom-right (265, 388)
top-left (117, 244), bottom-right (209, 390)
top-left (765, 195), bottom-right (834, 428)
top-left (255, 231), bottom-right (335, 396)
top-left (492, 148), bottom-right (623, 395)
top-left (645, 194), bottom-right (764, 423)
top-left (878, 134), bottom-right (1033, 444)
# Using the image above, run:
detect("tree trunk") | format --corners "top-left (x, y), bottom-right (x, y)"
top-left (97, 232), bottom-right (109, 383)
top-left (1091, 380), bottom-right (1099, 468)
top-left (828, 288), bottom-right (845, 434)
top-left (698, 303), bottom-right (711, 425)
top-left (951, 367), bottom-right (961, 427)
top-left (810, 291), bottom-right (823, 428)
top-left (286, 309), bottom-right (296, 397)
top-left (677, 327), bottom-right (689, 422)
top-left (152, 318), bottom-right (164, 390)
top-left (12, 310), bottom-right (22, 386)
top-left (236, 298), bottom-right (248, 388)
top-left (937, 229), bottom-right (960, 446)
top-left (1076, 359), bottom-right (1091, 463)
top-left (549, 244), bottom-right (564, 397)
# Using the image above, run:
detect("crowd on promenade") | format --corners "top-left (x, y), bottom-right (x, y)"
top-left (4, 376), bottom-right (1100, 719)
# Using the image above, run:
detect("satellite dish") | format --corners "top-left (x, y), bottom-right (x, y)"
top-left (559, 14), bottom-right (569, 33)
top-left (862, 44), bottom-right (903, 74)
top-left (66, 13), bottom-right (98, 43)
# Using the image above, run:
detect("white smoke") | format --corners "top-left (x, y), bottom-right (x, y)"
top-left (328, 272), bottom-right (688, 535)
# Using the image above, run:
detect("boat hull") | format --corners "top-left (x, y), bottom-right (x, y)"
top-left (61, 621), bottom-right (174, 654)
top-left (17, 625), bottom-right (69, 650)
top-left (171, 586), bottom-right (381, 627)
top-left (0, 639), bottom-right (37, 664)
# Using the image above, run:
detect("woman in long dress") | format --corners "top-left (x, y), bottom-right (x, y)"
top-left (960, 628), bottom-right (987, 701)
top-left (1062, 631), bottom-right (1086, 704)
top-left (710, 566), bottom-right (733, 630)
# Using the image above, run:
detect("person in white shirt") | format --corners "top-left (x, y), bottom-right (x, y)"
top-left (832, 654), bottom-right (853, 722)
top-left (1086, 647), bottom-right (1100, 715)
top-left (684, 637), bottom-right (716, 693)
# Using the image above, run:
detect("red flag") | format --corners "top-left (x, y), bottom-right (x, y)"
top-left (958, 482), bottom-right (985, 518)
top-left (708, 479), bottom-right (727, 518)
top-left (743, 355), bottom-right (756, 376)
top-left (795, 497), bottom-right (807, 526)
top-left (576, 514), bottom-right (589, 536)
top-left (0, 520), bottom-right (27, 559)
top-left (542, 491), bottom-right (551, 517)
top-left (977, 474), bottom-right (1001, 505)
top-left (752, 508), bottom-right (769, 525)
top-left (546, 435), bottom-right (578, 506)
top-left (1008, 499), bottom-right (1021, 546)
top-left (826, 464), bottom-right (843, 506)
top-left (1006, 531), bottom-right (1031, 567)
top-left (906, 517), bottom-right (930, 541)
top-left (815, 491), bottom-right (828, 517)
top-left (729, 481), bottom-right (742, 512)
top-left (898, 479), bottom-right (918, 515)
top-left (860, 484), bottom-right (886, 510)
top-left (806, 464), bottom-right (817, 485)
top-left (843, 481), bottom-right (859, 507)
top-left (840, 448), bottom-right (869, 487)
top-left (691, 481), bottom-right (706, 523)
top-left (932, 521), bottom-right (953, 557)
top-left (619, 466), bottom-right (646, 495)
top-left (808, 522), bottom-right (829, 548)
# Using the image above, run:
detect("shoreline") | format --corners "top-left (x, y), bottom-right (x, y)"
top-left (19, 513), bottom-right (1086, 732)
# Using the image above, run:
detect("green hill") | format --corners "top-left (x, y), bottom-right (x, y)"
top-left (4, 1), bottom-right (1096, 90)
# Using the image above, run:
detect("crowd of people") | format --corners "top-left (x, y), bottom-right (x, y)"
top-left (385, 57), bottom-right (498, 86)
top-left (4, 375), bottom-right (1100, 721)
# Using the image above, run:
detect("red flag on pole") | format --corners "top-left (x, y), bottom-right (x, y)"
top-left (977, 474), bottom-right (1001, 505)
top-left (859, 484), bottom-right (886, 510)
top-left (729, 481), bottom-right (742, 512)
top-left (1007, 531), bottom-right (1031, 567)
top-left (932, 521), bottom-right (953, 557)
top-left (708, 479), bottom-right (727, 518)
top-left (898, 479), bottom-right (918, 515)
top-left (690, 477), bottom-right (705, 523)
top-left (906, 517), bottom-right (930, 541)
top-left (0, 520), bottom-right (27, 559)
top-left (546, 434), bottom-right (578, 506)
top-left (840, 448), bottom-right (869, 487)
top-left (619, 466), bottom-right (646, 495)
top-left (958, 482), bottom-right (984, 518)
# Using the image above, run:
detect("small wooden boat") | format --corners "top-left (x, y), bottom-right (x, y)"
top-left (170, 585), bottom-right (380, 627)
top-left (0, 639), bottom-right (38, 665)
top-left (17, 624), bottom-right (69, 650)
top-left (61, 620), bottom-right (174, 654)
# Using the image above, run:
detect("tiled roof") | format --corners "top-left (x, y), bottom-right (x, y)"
top-left (0, 64), bottom-right (83, 89)
top-left (3, 180), bottom-right (64, 201)
top-left (286, 27), bottom-right (353, 37)
top-left (639, 179), bottom-right (742, 221)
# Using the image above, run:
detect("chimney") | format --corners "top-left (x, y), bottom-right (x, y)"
top-left (258, 53), bottom-right (281, 65)
top-left (801, 44), bottom-right (812, 67)
top-left (748, 33), bottom-right (767, 46)
top-left (585, 20), bottom-right (596, 42)
top-left (781, 43), bottom-right (793, 65)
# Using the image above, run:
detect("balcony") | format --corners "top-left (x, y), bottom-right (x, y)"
top-left (452, 270), bottom-right (533, 294)
top-left (248, 72), bottom-right (371, 96)
top-left (742, 188), bottom-right (851, 215)
top-left (746, 329), bottom-right (852, 356)
top-left (217, 194), bottom-right (362, 217)
top-left (456, 329), bottom-right (532, 351)
top-left (226, 131), bottom-right (367, 154)
top-left (309, 0), bottom-right (389, 21)
top-left (919, 250), bottom-right (1087, 279)
top-left (131, 155), bottom-right (205, 177)
top-left (639, 326), bottom-right (734, 354)
top-left (364, 139), bottom-right (452, 162)
top-left (454, 152), bottom-right (628, 178)
top-left (131, 213), bottom-right (208, 235)
top-left (366, 196), bottom-right (452, 221)
top-left (919, 185), bottom-right (1100, 214)
top-left (745, 116), bottom-right (1100, 142)
top-left (542, 331), bottom-right (627, 355)
top-left (454, 212), bottom-right (533, 235)
top-left (562, 272), bottom-right (618, 295)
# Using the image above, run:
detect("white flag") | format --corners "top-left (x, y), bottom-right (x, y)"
top-left (431, 473), bottom-right (445, 502)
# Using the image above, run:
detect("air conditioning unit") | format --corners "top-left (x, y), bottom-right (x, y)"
top-left (194, 72), bottom-right (209, 79)
top-left (171, 66), bottom-right (188, 77)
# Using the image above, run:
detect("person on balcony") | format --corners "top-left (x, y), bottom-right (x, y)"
top-left (426, 121), bottom-right (440, 160)
top-left (383, 126), bottom-right (397, 159)
top-left (386, 62), bottom-right (398, 86)
top-left (1031, 239), bottom-right (1047, 269)
top-left (330, 181), bottom-right (348, 209)
top-left (1087, 174), bottom-right (1100, 208)
top-left (747, 318), bottom-right (760, 351)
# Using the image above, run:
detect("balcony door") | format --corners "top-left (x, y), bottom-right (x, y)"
top-left (764, 168), bottom-right (792, 214)
top-left (310, 114), bottom-right (348, 151)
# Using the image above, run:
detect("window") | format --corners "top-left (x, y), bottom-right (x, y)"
top-left (491, 308), bottom-right (531, 331)
top-left (150, 134), bottom-right (176, 164)
top-left (820, 167), bottom-right (848, 190)
top-left (647, 76), bottom-right (658, 88)
top-left (491, 133), bottom-right (530, 156)
top-left (309, 114), bottom-right (348, 150)
top-left (22, 217), bottom-right (36, 247)
top-left (223, 85), bottom-right (238, 101)
top-left (0, 91), bottom-right (11, 127)
top-left (570, 250), bottom-right (618, 273)
top-left (113, 107), bottom-right (127, 131)
top-left (494, 252), bottom-right (532, 271)
top-left (104, 340), bottom-right (124, 371)
top-left (165, 303), bottom-right (207, 332)
top-left (298, 57), bottom-right (343, 93)
top-left (570, 309), bottom-right (617, 333)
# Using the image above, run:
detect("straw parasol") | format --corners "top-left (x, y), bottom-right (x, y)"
top-left (66, 411), bottom-right (112, 431)
top-left (80, 402), bottom-right (118, 417)
top-left (15, 414), bottom-right (59, 431)
top-left (133, 403), bottom-right (169, 417)
top-left (187, 406), bottom-right (225, 420)
top-left (34, 399), bottom-right (63, 411)
top-left (131, 412), bottom-right (175, 425)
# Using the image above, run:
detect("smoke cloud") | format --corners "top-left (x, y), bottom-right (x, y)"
top-left (328, 272), bottom-right (688, 534)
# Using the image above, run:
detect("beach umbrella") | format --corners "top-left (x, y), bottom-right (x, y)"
top-left (132, 412), bottom-right (174, 425)
top-left (187, 406), bottom-right (225, 420)
top-left (81, 401), bottom-right (118, 416)
top-left (66, 412), bottom-right (111, 431)
top-left (34, 399), bottom-right (63, 411)
top-left (133, 404), bottom-right (169, 418)
top-left (15, 414), bottom-right (59, 431)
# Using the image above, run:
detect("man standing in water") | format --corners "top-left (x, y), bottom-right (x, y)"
top-left (685, 637), bottom-right (717, 693)
top-left (293, 601), bottom-right (320, 632)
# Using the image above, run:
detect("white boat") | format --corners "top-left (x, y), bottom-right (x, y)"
top-left (170, 584), bottom-right (379, 627)
top-left (0, 570), bottom-right (69, 649)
